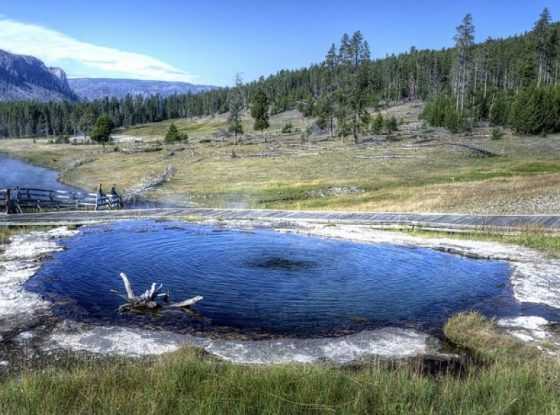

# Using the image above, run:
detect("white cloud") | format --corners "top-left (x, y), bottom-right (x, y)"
top-left (0, 17), bottom-right (196, 82)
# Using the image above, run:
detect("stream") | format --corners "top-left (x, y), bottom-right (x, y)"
top-left (0, 154), bottom-right (83, 193)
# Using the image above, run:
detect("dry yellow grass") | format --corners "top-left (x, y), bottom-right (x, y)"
top-left (2, 103), bottom-right (560, 213)
top-left (120, 109), bottom-right (309, 141)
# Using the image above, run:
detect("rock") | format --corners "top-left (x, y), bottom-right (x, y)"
top-left (305, 186), bottom-right (365, 199)
top-left (0, 49), bottom-right (77, 102)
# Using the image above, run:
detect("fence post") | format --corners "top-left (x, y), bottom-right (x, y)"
top-left (14, 187), bottom-right (22, 214)
top-left (95, 184), bottom-right (103, 211)
top-left (110, 185), bottom-right (122, 209)
top-left (5, 189), bottom-right (10, 214)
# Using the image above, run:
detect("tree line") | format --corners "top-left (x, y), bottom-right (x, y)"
top-left (422, 9), bottom-right (560, 135)
top-left (0, 8), bottom-right (559, 139)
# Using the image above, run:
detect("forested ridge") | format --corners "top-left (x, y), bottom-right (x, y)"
top-left (1, 8), bottom-right (559, 139)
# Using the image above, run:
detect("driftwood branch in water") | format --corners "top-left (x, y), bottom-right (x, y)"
top-left (116, 272), bottom-right (203, 312)
top-left (169, 296), bottom-right (204, 308)
top-left (120, 272), bottom-right (136, 300)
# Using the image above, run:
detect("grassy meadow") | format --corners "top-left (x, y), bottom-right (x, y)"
top-left (1, 103), bottom-right (560, 213)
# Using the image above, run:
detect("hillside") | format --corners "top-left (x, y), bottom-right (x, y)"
top-left (0, 49), bottom-right (77, 102)
top-left (69, 78), bottom-right (216, 100)
top-left (3, 102), bottom-right (560, 215)
top-left (1, 12), bottom-right (558, 139)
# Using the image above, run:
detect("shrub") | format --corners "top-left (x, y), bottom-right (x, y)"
top-left (422, 95), bottom-right (467, 133)
top-left (165, 123), bottom-right (188, 143)
top-left (90, 115), bottom-right (114, 143)
top-left (165, 123), bottom-right (179, 143)
top-left (491, 127), bottom-right (505, 140)
top-left (371, 113), bottom-right (384, 134)
top-left (54, 135), bottom-right (70, 144)
top-left (281, 122), bottom-right (293, 134)
top-left (384, 116), bottom-right (398, 133)
top-left (300, 126), bottom-right (312, 142)
top-left (444, 110), bottom-right (461, 133)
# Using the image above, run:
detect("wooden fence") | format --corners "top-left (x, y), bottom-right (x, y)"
top-left (0, 185), bottom-right (123, 214)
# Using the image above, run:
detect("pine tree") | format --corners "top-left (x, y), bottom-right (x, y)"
top-left (338, 33), bottom-right (352, 64)
top-left (349, 31), bottom-right (365, 67)
top-left (165, 123), bottom-right (180, 143)
top-left (297, 96), bottom-right (315, 117)
top-left (315, 94), bottom-right (335, 137)
top-left (336, 31), bottom-right (371, 143)
top-left (90, 115), bottom-right (113, 143)
top-left (79, 109), bottom-right (96, 137)
top-left (325, 43), bottom-right (338, 72)
top-left (319, 43), bottom-right (340, 138)
top-left (251, 89), bottom-right (270, 131)
top-left (38, 113), bottom-right (49, 137)
top-left (453, 14), bottom-right (475, 114)
top-left (228, 74), bottom-right (244, 144)
top-left (534, 8), bottom-right (552, 86)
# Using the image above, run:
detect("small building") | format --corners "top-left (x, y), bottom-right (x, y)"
top-left (68, 135), bottom-right (93, 145)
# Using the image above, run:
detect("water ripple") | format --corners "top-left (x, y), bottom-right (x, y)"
top-left (26, 221), bottom-right (518, 337)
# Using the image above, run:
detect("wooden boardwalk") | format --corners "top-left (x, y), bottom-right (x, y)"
top-left (1, 207), bottom-right (560, 231)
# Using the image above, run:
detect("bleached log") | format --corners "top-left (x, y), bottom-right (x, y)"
top-left (169, 296), bottom-right (204, 308)
top-left (115, 273), bottom-right (202, 312)
top-left (119, 272), bottom-right (136, 300)
top-left (139, 282), bottom-right (163, 301)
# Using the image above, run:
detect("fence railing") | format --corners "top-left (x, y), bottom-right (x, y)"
top-left (0, 185), bottom-right (123, 214)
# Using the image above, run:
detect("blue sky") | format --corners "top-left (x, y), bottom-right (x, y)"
top-left (0, 1), bottom-right (554, 86)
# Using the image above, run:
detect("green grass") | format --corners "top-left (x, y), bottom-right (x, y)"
top-left (444, 312), bottom-right (541, 362)
top-left (3, 111), bottom-right (560, 214)
top-left (0, 226), bottom-right (38, 245)
top-left (2, 342), bottom-right (560, 415)
top-left (402, 228), bottom-right (560, 257)
top-left (511, 161), bottom-right (560, 174)
top-left (0, 228), bottom-right (15, 244)
top-left (123, 117), bottom-right (229, 138)
top-left (120, 110), bottom-right (308, 140)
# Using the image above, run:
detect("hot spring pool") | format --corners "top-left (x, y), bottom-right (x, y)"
top-left (26, 221), bottom-right (518, 337)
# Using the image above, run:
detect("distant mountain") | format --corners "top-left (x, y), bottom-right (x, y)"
top-left (0, 49), bottom-right (215, 102)
top-left (0, 49), bottom-right (77, 102)
top-left (68, 78), bottom-right (217, 100)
